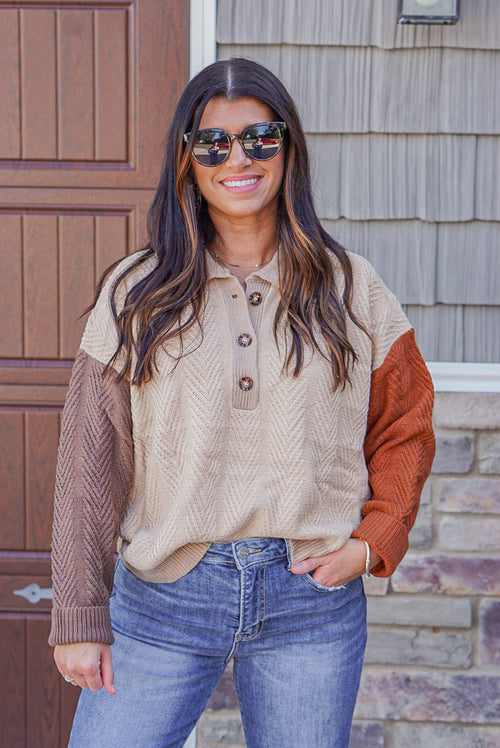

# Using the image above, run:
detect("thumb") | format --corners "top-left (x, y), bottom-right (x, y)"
top-left (100, 646), bottom-right (116, 695)
top-left (290, 556), bottom-right (321, 575)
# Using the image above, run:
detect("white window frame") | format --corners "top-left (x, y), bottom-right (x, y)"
top-left (427, 362), bottom-right (500, 393)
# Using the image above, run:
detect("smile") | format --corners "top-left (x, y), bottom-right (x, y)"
top-left (221, 177), bottom-right (260, 188)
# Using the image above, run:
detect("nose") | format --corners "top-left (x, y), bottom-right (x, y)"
top-left (226, 138), bottom-right (252, 167)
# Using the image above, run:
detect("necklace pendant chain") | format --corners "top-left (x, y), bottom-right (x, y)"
top-left (211, 241), bottom-right (279, 271)
top-left (217, 256), bottom-right (261, 269)
top-left (213, 253), bottom-right (271, 270)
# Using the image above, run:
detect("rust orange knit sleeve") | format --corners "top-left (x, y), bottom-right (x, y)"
top-left (352, 328), bottom-right (435, 576)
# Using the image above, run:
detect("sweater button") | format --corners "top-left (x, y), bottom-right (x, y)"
top-left (248, 292), bottom-right (262, 306)
top-left (239, 377), bottom-right (254, 391)
top-left (238, 333), bottom-right (252, 347)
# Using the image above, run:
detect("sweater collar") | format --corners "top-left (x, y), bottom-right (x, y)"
top-left (205, 249), bottom-right (280, 289)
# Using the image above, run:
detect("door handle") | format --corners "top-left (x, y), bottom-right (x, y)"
top-left (13, 583), bottom-right (53, 604)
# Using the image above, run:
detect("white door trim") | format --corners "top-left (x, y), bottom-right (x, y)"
top-left (190, 0), bottom-right (217, 79)
top-left (184, 8), bottom-right (218, 745)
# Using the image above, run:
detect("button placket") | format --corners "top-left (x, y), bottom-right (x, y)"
top-left (221, 279), bottom-right (260, 410)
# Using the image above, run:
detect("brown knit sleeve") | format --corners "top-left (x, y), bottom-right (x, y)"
top-left (49, 349), bottom-right (134, 645)
top-left (352, 329), bottom-right (435, 576)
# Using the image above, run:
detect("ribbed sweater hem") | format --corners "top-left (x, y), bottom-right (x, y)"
top-left (49, 606), bottom-right (113, 646)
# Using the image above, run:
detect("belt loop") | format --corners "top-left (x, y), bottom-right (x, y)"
top-left (284, 538), bottom-right (293, 571)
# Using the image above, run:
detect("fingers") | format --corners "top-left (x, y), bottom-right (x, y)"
top-left (100, 647), bottom-right (116, 695)
top-left (54, 643), bottom-right (115, 694)
top-left (82, 653), bottom-right (105, 692)
top-left (290, 539), bottom-right (367, 587)
top-left (290, 552), bottom-right (339, 587)
top-left (290, 555), bottom-right (325, 576)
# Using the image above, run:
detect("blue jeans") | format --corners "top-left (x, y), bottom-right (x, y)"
top-left (69, 538), bottom-right (367, 748)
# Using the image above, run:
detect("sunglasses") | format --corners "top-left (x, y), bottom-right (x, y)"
top-left (184, 121), bottom-right (287, 167)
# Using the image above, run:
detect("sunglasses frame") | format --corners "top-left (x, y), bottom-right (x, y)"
top-left (184, 121), bottom-right (287, 167)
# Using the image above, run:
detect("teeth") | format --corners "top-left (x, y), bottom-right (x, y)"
top-left (223, 177), bottom-right (259, 188)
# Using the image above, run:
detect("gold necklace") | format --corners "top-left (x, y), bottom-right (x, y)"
top-left (211, 244), bottom-right (277, 270)
top-left (214, 253), bottom-right (263, 269)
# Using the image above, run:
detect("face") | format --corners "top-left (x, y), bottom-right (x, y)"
top-left (190, 97), bottom-right (285, 225)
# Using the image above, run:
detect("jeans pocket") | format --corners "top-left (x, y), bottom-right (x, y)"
top-left (300, 572), bottom-right (346, 593)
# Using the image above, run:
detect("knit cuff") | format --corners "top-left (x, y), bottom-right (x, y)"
top-left (352, 510), bottom-right (409, 577)
top-left (48, 606), bottom-right (114, 646)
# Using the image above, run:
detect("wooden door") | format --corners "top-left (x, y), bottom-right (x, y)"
top-left (0, 1), bottom-right (189, 745)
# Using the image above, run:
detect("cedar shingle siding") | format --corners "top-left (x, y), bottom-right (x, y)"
top-left (217, 0), bottom-right (500, 362)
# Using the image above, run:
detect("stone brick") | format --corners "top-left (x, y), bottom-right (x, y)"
top-left (364, 628), bottom-right (472, 668)
top-left (432, 434), bottom-right (474, 474)
top-left (350, 721), bottom-right (385, 747)
top-left (420, 479), bottom-right (432, 505)
top-left (439, 516), bottom-right (500, 551)
top-left (197, 716), bottom-right (387, 748)
top-left (434, 392), bottom-right (500, 429)
top-left (363, 575), bottom-right (390, 596)
top-left (479, 433), bottom-right (500, 474)
top-left (197, 709), bottom-right (245, 747)
top-left (354, 668), bottom-right (500, 722)
top-left (391, 554), bottom-right (500, 595)
top-left (479, 599), bottom-right (500, 668)
top-left (366, 595), bottom-right (472, 628)
top-left (440, 477), bottom-right (500, 514)
top-left (394, 723), bottom-right (500, 748)
top-left (409, 504), bottom-right (432, 548)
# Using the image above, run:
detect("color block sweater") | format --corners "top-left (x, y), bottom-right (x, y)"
top-left (49, 250), bottom-right (435, 645)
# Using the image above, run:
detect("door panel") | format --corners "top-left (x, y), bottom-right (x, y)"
top-left (26, 411), bottom-right (61, 550)
top-left (0, 615), bottom-right (80, 747)
top-left (0, 0), bottom-right (189, 188)
top-left (21, 9), bottom-right (58, 160)
top-left (0, 411), bottom-right (25, 549)
top-left (0, 208), bottom-right (134, 359)
top-left (0, 616), bottom-right (27, 745)
top-left (0, 0), bottom-right (189, 743)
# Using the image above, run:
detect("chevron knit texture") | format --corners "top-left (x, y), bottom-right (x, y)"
top-left (49, 251), bottom-right (435, 645)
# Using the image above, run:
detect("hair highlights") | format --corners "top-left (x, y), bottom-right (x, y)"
top-left (97, 58), bottom-right (366, 387)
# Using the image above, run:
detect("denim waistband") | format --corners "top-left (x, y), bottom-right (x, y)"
top-left (203, 537), bottom-right (289, 570)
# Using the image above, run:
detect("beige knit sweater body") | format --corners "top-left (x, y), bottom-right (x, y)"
top-left (50, 250), bottom-right (435, 645)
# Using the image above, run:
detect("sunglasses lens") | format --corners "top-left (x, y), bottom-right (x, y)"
top-left (189, 123), bottom-right (284, 166)
top-left (242, 123), bottom-right (283, 160)
top-left (192, 129), bottom-right (229, 166)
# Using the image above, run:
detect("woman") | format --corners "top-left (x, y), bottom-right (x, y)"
top-left (50, 58), bottom-right (435, 747)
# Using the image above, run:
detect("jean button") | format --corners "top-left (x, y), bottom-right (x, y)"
top-left (237, 546), bottom-right (251, 559)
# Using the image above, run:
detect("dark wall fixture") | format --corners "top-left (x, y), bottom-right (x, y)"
top-left (398, 0), bottom-right (459, 24)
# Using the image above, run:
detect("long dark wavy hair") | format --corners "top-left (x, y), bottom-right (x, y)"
top-left (98, 57), bottom-right (366, 387)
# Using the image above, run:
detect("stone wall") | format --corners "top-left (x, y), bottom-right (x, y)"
top-left (195, 392), bottom-right (500, 747)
